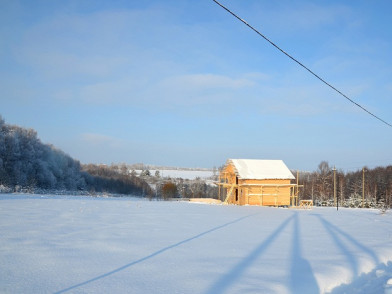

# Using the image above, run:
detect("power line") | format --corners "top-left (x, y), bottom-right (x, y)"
top-left (212, 0), bottom-right (392, 128)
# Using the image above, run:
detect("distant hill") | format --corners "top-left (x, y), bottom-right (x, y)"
top-left (0, 116), bottom-right (152, 196)
top-left (134, 168), bottom-right (215, 180)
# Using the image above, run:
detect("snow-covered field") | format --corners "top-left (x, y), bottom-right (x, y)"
top-left (1, 194), bottom-right (392, 294)
top-left (136, 169), bottom-right (214, 180)
top-left (155, 169), bottom-right (214, 180)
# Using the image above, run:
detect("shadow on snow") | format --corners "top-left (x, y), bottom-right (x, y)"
top-left (54, 213), bottom-right (258, 293)
top-left (205, 212), bottom-right (320, 294)
top-left (56, 210), bottom-right (385, 294)
top-left (290, 213), bottom-right (320, 294)
top-left (206, 212), bottom-right (381, 294)
top-left (313, 214), bottom-right (379, 279)
top-left (312, 213), bottom-right (386, 294)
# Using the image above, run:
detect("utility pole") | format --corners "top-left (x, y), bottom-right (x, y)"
top-left (362, 167), bottom-right (366, 208)
top-left (297, 170), bottom-right (299, 207)
top-left (218, 172), bottom-right (221, 201)
top-left (333, 166), bottom-right (337, 209)
top-left (333, 166), bottom-right (337, 207)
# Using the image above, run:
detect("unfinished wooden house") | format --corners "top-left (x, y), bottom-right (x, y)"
top-left (217, 159), bottom-right (299, 206)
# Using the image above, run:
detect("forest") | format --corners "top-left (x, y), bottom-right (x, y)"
top-left (0, 116), bottom-right (152, 196)
top-left (298, 161), bottom-right (392, 208)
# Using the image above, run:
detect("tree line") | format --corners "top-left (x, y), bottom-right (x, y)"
top-left (298, 161), bottom-right (392, 208)
top-left (2, 115), bottom-right (391, 205)
top-left (136, 168), bottom-right (218, 200)
top-left (0, 116), bottom-right (152, 196)
top-left (82, 164), bottom-right (152, 196)
top-left (157, 178), bottom-right (217, 200)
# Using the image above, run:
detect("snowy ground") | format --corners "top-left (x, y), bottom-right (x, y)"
top-left (1, 194), bottom-right (392, 294)
top-left (136, 169), bottom-right (214, 180)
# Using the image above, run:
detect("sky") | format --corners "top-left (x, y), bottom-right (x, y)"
top-left (1, 0), bottom-right (392, 171)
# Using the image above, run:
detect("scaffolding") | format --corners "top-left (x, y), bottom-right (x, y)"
top-left (216, 170), bottom-right (303, 207)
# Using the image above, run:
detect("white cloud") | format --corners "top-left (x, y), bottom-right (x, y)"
top-left (250, 2), bottom-right (353, 34)
top-left (80, 133), bottom-right (124, 148)
top-left (17, 51), bottom-right (130, 78)
top-left (78, 72), bottom-right (264, 107)
top-left (5, 1), bottom-right (378, 119)
top-left (281, 3), bottom-right (351, 30)
top-left (161, 73), bottom-right (255, 90)
top-left (13, 8), bottom-right (165, 79)
top-left (79, 76), bottom-right (148, 104)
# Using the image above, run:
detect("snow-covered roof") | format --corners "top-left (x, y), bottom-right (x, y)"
top-left (228, 159), bottom-right (295, 180)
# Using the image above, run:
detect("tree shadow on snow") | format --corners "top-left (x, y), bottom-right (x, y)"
top-left (313, 214), bottom-right (381, 292)
top-left (290, 213), bottom-right (320, 294)
top-left (205, 212), bottom-right (319, 294)
top-left (54, 213), bottom-right (258, 293)
top-left (314, 214), bottom-right (379, 276)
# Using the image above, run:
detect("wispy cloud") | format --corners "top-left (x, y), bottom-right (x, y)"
top-left (161, 73), bottom-right (255, 90)
top-left (18, 51), bottom-right (130, 78)
top-left (278, 3), bottom-right (352, 30)
top-left (13, 8), bottom-right (168, 78)
top-left (248, 2), bottom-right (353, 34)
top-left (80, 133), bottom-right (124, 148)
top-left (155, 73), bottom-right (258, 105)
top-left (79, 76), bottom-right (148, 104)
top-left (78, 72), bottom-right (265, 107)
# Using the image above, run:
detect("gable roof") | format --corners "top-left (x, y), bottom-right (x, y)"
top-left (227, 159), bottom-right (295, 180)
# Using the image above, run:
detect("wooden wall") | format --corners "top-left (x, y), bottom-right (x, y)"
top-left (221, 163), bottom-right (292, 206)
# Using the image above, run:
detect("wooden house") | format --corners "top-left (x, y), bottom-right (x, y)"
top-left (217, 159), bottom-right (299, 206)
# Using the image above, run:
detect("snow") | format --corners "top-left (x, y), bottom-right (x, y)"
top-left (136, 169), bottom-right (214, 180)
top-left (229, 159), bottom-right (295, 180)
top-left (153, 169), bottom-right (213, 180)
top-left (1, 194), bottom-right (392, 294)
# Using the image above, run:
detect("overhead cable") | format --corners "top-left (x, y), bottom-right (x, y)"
top-left (212, 0), bottom-right (392, 128)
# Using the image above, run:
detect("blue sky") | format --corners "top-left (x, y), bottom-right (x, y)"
top-left (1, 0), bottom-right (392, 171)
